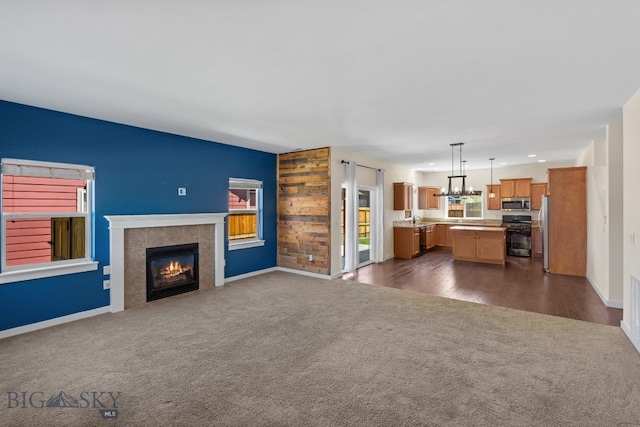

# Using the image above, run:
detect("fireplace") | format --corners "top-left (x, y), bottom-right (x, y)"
top-left (146, 243), bottom-right (199, 302)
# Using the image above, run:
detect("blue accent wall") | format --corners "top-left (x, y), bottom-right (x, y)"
top-left (0, 100), bottom-right (277, 331)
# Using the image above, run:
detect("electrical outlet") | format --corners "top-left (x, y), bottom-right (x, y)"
top-left (103, 280), bottom-right (111, 290)
top-left (103, 265), bottom-right (110, 275)
top-left (309, 254), bottom-right (313, 261)
top-left (178, 187), bottom-right (187, 196)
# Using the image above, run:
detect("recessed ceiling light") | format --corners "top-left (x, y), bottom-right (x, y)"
top-left (500, 162), bottom-right (507, 165)
top-left (528, 154), bottom-right (537, 158)
top-left (428, 163), bottom-right (435, 166)
top-left (538, 159), bottom-right (546, 163)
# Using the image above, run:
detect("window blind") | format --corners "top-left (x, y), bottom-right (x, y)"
top-left (2, 159), bottom-right (95, 180)
top-left (229, 178), bottom-right (261, 189)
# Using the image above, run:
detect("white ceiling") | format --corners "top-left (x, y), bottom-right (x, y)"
top-left (2, 1), bottom-right (640, 171)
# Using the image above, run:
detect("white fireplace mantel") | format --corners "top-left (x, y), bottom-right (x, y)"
top-left (104, 213), bottom-right (227, 312)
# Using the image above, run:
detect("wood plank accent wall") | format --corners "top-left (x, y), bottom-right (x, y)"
top-left (278, 147), bottom-right (331, 275)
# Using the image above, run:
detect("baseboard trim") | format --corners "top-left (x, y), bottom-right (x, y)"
top-left (621, 320), bottom-right (640, 353)
top-left (225, 266), bottom-right (339, 283)
top-left (608, 300), bottom-right (624, 309)
top-left (586, 274), bottom-right (623, 309)
top-left (276, 267), bottom-right (334, 280)
top-left (225, 267), bottom-right (279, 283)
top-left (0, 306), bottom-right (110, 340)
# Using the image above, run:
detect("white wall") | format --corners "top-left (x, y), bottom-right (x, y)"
top-left (574, 123), bottom-right (624, 308)
top-left (330, 146), bottom-right (416, 277)
top-left (608, 122), bottom-right (624, 304)
top-left (576, 138), bottom-right (615, 307)
top-left (622, 89), bottom-right (640, 350)
top-left (415, 161), bottom-right (573, 220)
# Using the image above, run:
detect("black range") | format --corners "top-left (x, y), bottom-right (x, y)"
top-left (502, 215), bottom-right (532, 257)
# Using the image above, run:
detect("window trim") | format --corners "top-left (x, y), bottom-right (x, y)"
top-left (0, 260), bottom-right (99, 284)
top-left (0, 158), bottom-right (97, 283)
top-left (228, 239), bottom-right (265, 251)
top-left (228, 178), bottom-right (264, 250)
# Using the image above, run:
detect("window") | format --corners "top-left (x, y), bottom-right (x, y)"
top-left (447, 194), bottom-right (483, 219)
top-left (0, 158), bottom-right (97, 283)
top-left (228, 178), bottom-right (264, 250)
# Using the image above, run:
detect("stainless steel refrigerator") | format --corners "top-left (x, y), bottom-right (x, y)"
top-left (538, 194), bottom-right (550, 272)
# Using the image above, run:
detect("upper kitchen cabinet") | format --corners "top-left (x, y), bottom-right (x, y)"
top-left (418, 186), bottom-right (440, 210)
top-left (500, 178), bottom-right (532, 198)
top-left (486, 184), bottom-right (501, 210)
top-left (393, 182), bottom-right (413, 210)
top-left (530, 182), bottom-right (548, 210)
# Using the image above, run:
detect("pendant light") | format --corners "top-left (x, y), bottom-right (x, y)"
top-left (435, 143), bottom-right (482, 197)
top-left (489, 158), bottom-right (496, 199)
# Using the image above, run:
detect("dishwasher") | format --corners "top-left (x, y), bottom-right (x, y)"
top-left (419, 226), bottom-right (427, 252)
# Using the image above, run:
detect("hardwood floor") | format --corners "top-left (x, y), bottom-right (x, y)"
top-left (342, 247), bottom-right (623, 326)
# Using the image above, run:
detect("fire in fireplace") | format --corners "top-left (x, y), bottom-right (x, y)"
top-left (146, 243), bottom-right (199, 302)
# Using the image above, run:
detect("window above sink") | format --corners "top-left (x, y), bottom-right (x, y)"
top-left (447, 195), bottom-right (483, 219)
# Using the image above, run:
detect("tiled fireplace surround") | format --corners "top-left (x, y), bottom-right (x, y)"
top-left (105, 214), bottom-right (226, 312)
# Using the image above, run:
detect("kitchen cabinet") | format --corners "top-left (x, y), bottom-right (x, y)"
top-left (452, 230), bottom-right (477, 258)
top-left (486, 184), bottom-right (501, 210)
top-left (515, 179), bottom-right (532, 198)
top-left (547, 167), bottom-right (586, 276)
top-left (451, 226), bottom-right (506, 265)
top-left (435, 224), bottom-right (454, 247)
top-left (446, 225), bottom-right (454, 247)
top-left (530, 182), bottom-right (548, 211)
top-left (393, 182), bottom-right (413, 210)
top-left (425, 225), bottom-right (435, 249)
top-left (393, 226), bottom-right (421, 259)
top-left (435, 224), bottom-right (445, 246)
top-left (531, 226), bottom-right (542, 257)
top-left (394, 224), bottom-right (437, 259)
top-left (475, 230), bottom-right (507, 264)
top-left (500, 178), bottom-right (532, 198)
top-left (418, 186), bottom-right (441, 210)
top-left (500, 179), bottom-right (515, 198)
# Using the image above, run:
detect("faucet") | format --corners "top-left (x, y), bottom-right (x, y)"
top-left (413, 215), bottom-right (420, 224)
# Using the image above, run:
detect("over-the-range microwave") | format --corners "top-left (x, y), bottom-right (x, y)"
top-left (501, 197), bottom-right (531, 211)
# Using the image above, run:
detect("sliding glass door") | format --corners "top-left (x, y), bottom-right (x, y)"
top-left (358, 188), bottom-right (372, 266)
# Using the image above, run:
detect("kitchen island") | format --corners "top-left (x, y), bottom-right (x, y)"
top-left (450, 226), bottom-right (506, 265)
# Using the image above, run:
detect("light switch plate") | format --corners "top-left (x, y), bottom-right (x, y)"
top-left (178, 187), bottom-right (187, 196)
top-left (103, 280), bottom-right (111, 290)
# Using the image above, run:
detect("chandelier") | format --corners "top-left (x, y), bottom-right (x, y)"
top-left (435, 143), bottom-right (482, 197)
